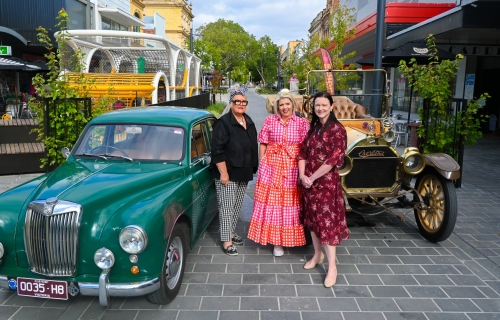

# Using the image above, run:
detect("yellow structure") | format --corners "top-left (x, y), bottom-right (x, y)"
top-left (143, 0), bottom-right (194, 50)
top-left (66, 71), bottom-right (196, 108)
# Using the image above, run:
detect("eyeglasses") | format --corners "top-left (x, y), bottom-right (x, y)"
top-left (232, 100), bottom-right (248, 106)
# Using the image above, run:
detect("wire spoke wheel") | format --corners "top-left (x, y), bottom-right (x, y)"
top-left (414, 170), bottom-right (457, 242)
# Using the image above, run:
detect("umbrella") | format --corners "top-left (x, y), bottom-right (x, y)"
top-left (356, 40), bottom-right (457, 67)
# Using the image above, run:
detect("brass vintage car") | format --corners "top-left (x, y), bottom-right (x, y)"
top-left (304, 69), bottom-right (460, 243)
top-left (0, 106), bottom-right (217, 306)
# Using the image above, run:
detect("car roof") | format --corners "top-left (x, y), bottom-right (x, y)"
top-left (89, 106), bottom-right (214, 127)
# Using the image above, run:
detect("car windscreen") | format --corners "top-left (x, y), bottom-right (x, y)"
top-left (73, 124), bottom-right (185, 161)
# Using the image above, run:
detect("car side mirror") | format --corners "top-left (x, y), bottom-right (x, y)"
top-left (61, 147), bottom-right (71, 159)
top-left (202, 155), bottom-right (211, 166)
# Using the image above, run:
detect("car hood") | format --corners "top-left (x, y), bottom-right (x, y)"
top-left (31, 159), bottom-right (183, 206)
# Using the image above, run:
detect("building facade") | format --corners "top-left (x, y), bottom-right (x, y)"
top-left (309, 0), bottom-right (339, 41)
top-left (143, 0), bottom-right (194, 49)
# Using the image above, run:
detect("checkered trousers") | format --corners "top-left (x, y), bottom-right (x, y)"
top-left (215, 179), bottom-right (248, 242)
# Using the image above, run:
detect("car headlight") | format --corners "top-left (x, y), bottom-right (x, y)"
top-left (402, 150), bottom-right (425, 175)
top-left (94, 248), bottom-right (115, 269)
top-left (0, 243), bottom-right (4, 259)
top-left (119, 226), bottom-right (148, 254)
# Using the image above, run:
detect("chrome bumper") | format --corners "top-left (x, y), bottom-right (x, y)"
top-left (0, 273), bottom-right (160, 307)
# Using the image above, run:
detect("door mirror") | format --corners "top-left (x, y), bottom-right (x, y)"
top-left (61, 147), bottom-right (71, 159)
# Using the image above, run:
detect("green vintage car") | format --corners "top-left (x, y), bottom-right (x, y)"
top-left (0, 106), bottom-right (218, 306)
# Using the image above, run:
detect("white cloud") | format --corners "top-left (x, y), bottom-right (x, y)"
top-left (190, 0), bottom-right (325, 46)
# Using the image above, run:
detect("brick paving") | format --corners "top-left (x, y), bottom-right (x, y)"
top-left (1, 88), bottom-right (499, 319)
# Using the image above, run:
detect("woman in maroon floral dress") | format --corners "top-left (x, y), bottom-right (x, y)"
top-left (297, 91), bottom-right (349, 288)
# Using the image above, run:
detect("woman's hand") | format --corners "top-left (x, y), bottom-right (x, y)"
top-left (221, 172), bottom-right (230, 186)
top-left (301, 175), bottom-right (313, 189)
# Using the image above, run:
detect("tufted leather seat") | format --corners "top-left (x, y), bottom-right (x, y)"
top-left (266, 95), bottom-right (369, 119)
top-left (332, 96), bottom-right (369, 119)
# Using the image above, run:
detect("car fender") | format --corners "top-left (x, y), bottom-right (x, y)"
top-left (98, 176), bottom-right (195, 278)
top-left (423, 153), bottom-right (461, 180)
top-left (0, 174), bottom-right (50, 267)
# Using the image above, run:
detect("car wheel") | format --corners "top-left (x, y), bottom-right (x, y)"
top-left (147, 223), bottom-right (190, 304)
top-left (413, 169), bottom-right (457, 243)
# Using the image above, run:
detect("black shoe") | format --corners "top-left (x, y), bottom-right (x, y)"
top-left (222, 244), bottom-right (238, 256)
top-left (231, 233), bottom-right (243, 245)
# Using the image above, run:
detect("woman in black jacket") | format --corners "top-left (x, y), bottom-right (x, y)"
top-left (211, 85), bottom-right (258, 255)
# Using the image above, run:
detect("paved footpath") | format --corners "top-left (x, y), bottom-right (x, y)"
top-left (1, 88), bottom-right (500, 319)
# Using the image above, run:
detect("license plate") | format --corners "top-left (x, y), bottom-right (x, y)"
top-left (17, 277), bottom-right (68, 300)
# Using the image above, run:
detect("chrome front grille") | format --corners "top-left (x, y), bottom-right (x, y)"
top-left (24, 199), bottom-right (82, 277)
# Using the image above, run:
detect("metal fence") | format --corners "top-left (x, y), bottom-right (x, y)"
top-left (150, 92), bottom-right (210, 109)
top-left (420, 98), bottom-right (467, 188)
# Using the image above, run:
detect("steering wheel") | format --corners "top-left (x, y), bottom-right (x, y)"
top-left (90, 145), bottom-right (129, 157)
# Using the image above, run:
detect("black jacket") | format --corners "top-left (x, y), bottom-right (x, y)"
top-left (210, 112), bottom-right (258, 179)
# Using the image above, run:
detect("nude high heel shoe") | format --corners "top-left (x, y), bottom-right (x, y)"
top-left (303, 252), bottom-right (325, 270)
top-left (324, 273), bottom-right (337, 288)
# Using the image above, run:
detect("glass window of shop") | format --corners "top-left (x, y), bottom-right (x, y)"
top-left (392, 68), bottom-right (423, 114)
top-left (66, 0), bottom-right (87, 29)
top-left (102, 17), bottom-right (129, 31)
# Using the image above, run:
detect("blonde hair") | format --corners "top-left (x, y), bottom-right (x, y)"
top-left (273, 89), bottom-right (297, 116)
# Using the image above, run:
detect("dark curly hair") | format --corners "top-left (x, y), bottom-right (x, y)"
top-left (307, 92), bottom-right (341, 139)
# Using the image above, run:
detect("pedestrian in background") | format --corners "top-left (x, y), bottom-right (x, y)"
top-left (211, 85), bottom-right (258, 256)
top-left (248, 89), bottom-right (310, 256)
top-left (298, 91), bottom-right (349, 287)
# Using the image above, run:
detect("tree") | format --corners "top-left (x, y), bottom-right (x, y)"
top-left (247, 35), bottom-right (278, 87)
top-left (193, 19), bottom-right (252, 82)
top-left (398, 34), bottom-right (489, 157)
top-left (31, 9), bottom-right (113, 168)
top-left (281, 4), bottom-right (358, 93)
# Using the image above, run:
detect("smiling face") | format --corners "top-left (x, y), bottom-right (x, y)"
top-left (278, 97), bottom-right (294, 120)
top-left (314, 97), bottom-right (333, 123)
top-left (230, 94), bottom-right (248, 117)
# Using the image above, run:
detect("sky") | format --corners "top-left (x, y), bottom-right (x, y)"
top-left (189, 0), bottom-right (326, 48)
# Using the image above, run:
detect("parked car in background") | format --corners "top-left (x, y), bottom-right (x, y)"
top-left (0, 106), bottom-right (218, 306)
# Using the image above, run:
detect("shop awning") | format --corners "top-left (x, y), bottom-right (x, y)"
top-left (0, 27), bottom-right (28, 46)
top-left (356, 40), bottom-right (457, 67)
top-left (387, 1), bottom-right (500, 49)
top-left (99, 8), bottom-right (145, 27)
top-left (0, 57), bottom-right (48, 71)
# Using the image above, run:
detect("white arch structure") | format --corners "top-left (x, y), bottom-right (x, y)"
top-left (55, 30), bottom-right (203, 102)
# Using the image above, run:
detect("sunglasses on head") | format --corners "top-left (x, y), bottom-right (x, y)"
top-left (232, 100), bottom-right (248, 106)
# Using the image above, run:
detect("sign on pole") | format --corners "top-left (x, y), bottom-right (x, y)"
top-left (0, 46), bottom-right (12, 56)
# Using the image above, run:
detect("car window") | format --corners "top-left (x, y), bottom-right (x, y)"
top-left (74, 124), bottom-right (185, 161)
top-left (191, 121), bottom-right (209, 160)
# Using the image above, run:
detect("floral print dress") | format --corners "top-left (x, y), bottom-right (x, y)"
top-left (297, 121), bottom-right (349, 245)
top-left (248, 114), bottom-right (310, 246)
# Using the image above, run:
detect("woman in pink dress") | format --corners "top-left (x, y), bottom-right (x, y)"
top-left (248, 89), bottom-right (310, 256)
top-left (298, 91), bottom-right (349, 288)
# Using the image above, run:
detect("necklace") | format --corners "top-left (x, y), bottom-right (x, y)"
top-left (236, 115), bottom-right (245, 126)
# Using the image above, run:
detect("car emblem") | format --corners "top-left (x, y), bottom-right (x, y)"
top-left (43, 197), bottom-right (58, 215)
top-left (8, 279), bottom-right (17, 290)
top-left (68, 282), bottom-right (80, 296)
top-left (358, 150), bottom-right (385, 158)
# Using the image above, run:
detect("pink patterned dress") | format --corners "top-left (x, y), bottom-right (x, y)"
top-left (248, 114), bottom-right (310, 246)
top-left (297, 121), bottom-right (349, 245)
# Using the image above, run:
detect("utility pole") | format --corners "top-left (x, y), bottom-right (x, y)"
top-left (277, 50), bottom-right (281, 90)
top-left (371, 0), bottom-right (386, 118)
top-left (190, 21), bottom-right (194, 53)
